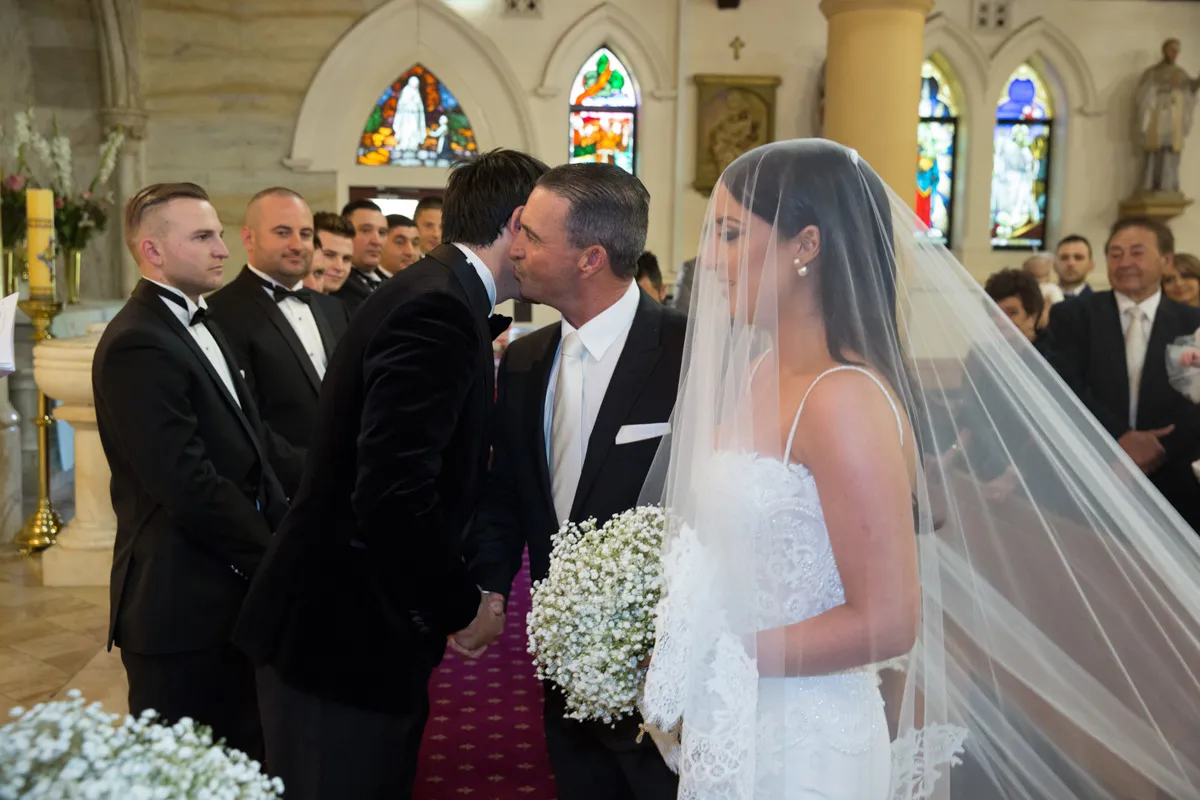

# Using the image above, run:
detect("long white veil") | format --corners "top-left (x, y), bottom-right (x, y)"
top-left (639, 139), bottom-right (1200, 798)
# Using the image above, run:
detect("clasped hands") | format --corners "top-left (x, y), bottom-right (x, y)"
top-left (447, 591), bottom-right (506, 659)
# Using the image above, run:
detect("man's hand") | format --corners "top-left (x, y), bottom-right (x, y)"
top-left (1118, 425), bottom-right (1175, 474)
top-left (448, 591), bottom-right (506, 659)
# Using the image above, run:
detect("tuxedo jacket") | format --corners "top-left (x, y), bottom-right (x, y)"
top-left (234, 244), bottom-right (507, 715)
top-left (331, 267), bottom-right (382, 317)
top-left (206, 267), bottom-right (350, 495)
top-left (92, 280), bottom-right (288, 656)
top-left (1048, 289), bottom-right (1200, 528)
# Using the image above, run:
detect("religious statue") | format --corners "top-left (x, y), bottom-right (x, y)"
top-left (1136, 39), bottom-right (1199, 195)
top-left (392, 76), bottom-right (428, 154)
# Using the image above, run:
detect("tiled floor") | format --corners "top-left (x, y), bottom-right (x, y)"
top-left (0, 550), bottom-right (127, 716)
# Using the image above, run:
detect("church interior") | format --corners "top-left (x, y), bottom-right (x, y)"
top-left (1, 0), bottom-right (1200, 797)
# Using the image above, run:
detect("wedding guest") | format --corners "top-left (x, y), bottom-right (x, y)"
top-left (1048, 217), bottom-right (1200, 530)
top-left (413, 196), bottom-right (443, 254)
top-left (93, 182), bottom-right (288, 763)
top-left (206, 188), bottom-right (350, 497)
top-left (311, 211), bottom-right (355, 294)
top-left (1022, 253), bottom-right (1063, 329)
top-left (380, 213), bottom-right (419, 277)
top-left (635, 250), bottom-right (667, 303)
top-left (335, 199), bottom-right (388, 315)
top-left (1163, 252), bottom-right (1200, 307)
top-left (1054, 234), bottom-right (1094, 298)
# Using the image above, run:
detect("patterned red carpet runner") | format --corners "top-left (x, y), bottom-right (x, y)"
top-left (415, 553), bottom-right (558, 799)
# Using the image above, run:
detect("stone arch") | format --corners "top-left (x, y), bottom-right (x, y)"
top-left (924, 13), bottom-right (988, 107)
top-left (287, 0), bottom-right (532, 183)
top-left (990, 17), bottom-right (1101, 118)
top-left (535, 2), bottom-right (674, 100)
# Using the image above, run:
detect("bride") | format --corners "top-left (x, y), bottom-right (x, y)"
top-left (640, 139), bottom-right (1200, 798)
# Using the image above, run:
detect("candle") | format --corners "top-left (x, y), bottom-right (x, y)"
top-left (25, 188), bottom-right (55, 295)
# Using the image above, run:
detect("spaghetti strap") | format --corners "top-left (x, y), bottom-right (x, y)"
top-left (784, 365), bottom-right (905, 459)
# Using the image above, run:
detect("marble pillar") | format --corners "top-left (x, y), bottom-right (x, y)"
top-left (0, 378), bottom-right (21, 542)
top-left (39, 324), bottom-right (115, 587)
top-left (100, 108), bottom-right (147, 295)
top-left (819, 0), bottom-right (933, 203)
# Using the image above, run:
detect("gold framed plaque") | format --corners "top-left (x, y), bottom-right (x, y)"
top-left (693, 74), bottom-right (782, 193)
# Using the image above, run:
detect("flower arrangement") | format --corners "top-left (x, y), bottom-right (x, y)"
top-left (528, 505), bottom-right (666, 724)
top-left (0, 690), bottom-right (283, 799)
top-left (0, 109), bottom-right (124, 251)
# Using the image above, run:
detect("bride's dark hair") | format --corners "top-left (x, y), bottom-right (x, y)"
top-left (720, 140), bottom-right (913, 417)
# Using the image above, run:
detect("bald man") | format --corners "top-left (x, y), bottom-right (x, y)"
top-left (207, 187), bottom-right (350, 497)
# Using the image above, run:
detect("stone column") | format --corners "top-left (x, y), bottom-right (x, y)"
top-left (39, 324), bottom-right (114, 587)
top-left (0, 378), bottom-right (21, 542)
top-left (819, 0), bottom-right (933, 204)
top-left (99, 108), bottom-right (147, 295)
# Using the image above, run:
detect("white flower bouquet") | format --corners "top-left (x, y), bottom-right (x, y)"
top-left (528, 505), bottom-right (666, 724)
top-left (0, 690), bottom-right (283, 799)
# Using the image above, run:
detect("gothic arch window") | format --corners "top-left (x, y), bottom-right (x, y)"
top-left (990, 63), bottom-right (1054, 250)
top-left (568, 46), bottom-right (638, 174)
top-left (357, 64), bottom-right (479, 167)
top-left (916, 58), bottom-right (959, 247)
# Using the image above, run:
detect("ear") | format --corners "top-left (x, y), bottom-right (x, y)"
top-left (793, 224), bottom-right (821, 266)
top-left (508, 205), bottom-right (524, 235)
top-left (578, 245), bottom-right (608, 278)
top-left (241, 225), bottom-right (254, 253)
top-left (138, 236), bottom-right (163, 268)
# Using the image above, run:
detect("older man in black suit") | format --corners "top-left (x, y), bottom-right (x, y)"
top-left (92, 183), bottom-right (288, 762)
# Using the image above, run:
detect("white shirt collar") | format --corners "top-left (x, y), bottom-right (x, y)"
top-left (1063, 284), bottom-right (1087, 297)
top-left (452, 242), bottom-right (496, 314)
top-left (560, 281), bottom-right (641, 361)
top-left (247, 264), bottom-right (303, 293)
top-left (377, 267), bottom-right (394, 279)
top-left (1115, 289), bottom-right (1162, 324)
top-left (146, 278), bottom-right (206, 326)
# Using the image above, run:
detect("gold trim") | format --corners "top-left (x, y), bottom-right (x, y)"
top-left (820, 0), bottom-right (933, 17)
top-left (694, 74), bottom-right (782, 87)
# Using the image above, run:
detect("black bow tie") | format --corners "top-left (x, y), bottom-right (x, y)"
top-left (489, 314), bottom-right (512, 341)
top-left (253, 275), bottom-right (310, 304)
top-left (150, 283), bottom-right (207, 326)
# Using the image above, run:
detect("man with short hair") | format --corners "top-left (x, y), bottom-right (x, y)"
top-left (1054, 234), bottom-right (1095, 298)
top-left (92, 183), bottom-right (288, 762)
top-left (207, 188), bottom-right (351, 497)
top-left (336, 199), bottom-right (389, 315)
top-left (1048, 217), bottom-right (1200, 530)
top-left (381, 213), bottom-right (420, 276)
top-left (235, 149), bottom-right (551, 799)
top-left (311, 211), bottom-right (355, 294)
top-left (413, 196), bottom-right (443, 254)
top-left (469, 162), bottom-right (684, 800)
top-left (635, 250), bottom-right (667, 303)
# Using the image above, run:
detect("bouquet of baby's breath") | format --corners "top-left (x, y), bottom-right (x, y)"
top-left (0, 690), bottom-right (283, 799)
top-left (528, 505), bottom-right (665, 724)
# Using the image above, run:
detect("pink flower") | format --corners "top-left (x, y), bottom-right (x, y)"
top-left (82, 191), bottom-right (92, 200)
top-left (5, 174), bottom-right (26, 192)
top-left (54, 198), bottom-right (65, 209)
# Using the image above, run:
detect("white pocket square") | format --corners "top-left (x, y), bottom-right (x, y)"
top-left (615, 422), bottom-right (670, 445)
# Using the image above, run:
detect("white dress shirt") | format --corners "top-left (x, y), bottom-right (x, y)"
top-left (1063, 284), bottom-right (1090, 298)
top-left (247, 265), bottom-right (327, 379)
top-left (543, 280), bottom-right (641, 467)
top-left (147, 279), bottom-right (240, 406)
top-left (453, 243), bottom-right (497, 314)
top-left (1116, 289), bottom-right (1162, 426)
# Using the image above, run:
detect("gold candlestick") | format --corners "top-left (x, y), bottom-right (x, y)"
top-left (14, 294), bottom-right (63, 553)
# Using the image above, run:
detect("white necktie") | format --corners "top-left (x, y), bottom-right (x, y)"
top-left (551, 332), bottom-right (586, 524)
top-left (1125, 306), bottom-right (1148, 428)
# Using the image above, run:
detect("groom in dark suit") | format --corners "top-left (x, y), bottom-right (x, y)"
top-left (467, 163), bottom-right (686, 800)
top-left (93, 183), bottom-right (289, 762)
top-left (234, 149), bottom-right (550, 799)
top-left (206, 188), bottom-right (349, 496)
top-left (1048, 217), bottom-right (1200, 530)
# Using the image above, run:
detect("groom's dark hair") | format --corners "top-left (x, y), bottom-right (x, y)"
top-left (442, 149), bottom-right (550, 248)
top-left (536, 162), bottom-right (650, 280)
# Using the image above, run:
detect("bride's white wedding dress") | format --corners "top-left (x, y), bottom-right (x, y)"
top-left (643, 366), bottom-right (909, 799)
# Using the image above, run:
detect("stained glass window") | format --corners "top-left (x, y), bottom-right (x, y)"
top-left (357, 64), bottom-right (479, 167)
top-left (916, 59), bottom-right (958, 246)
top-left (990, 64), bottom-right (1054, 249)
top-left (569, 46), bottom-right (638, 175)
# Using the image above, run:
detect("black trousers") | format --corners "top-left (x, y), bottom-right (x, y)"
top-left (543, 685), bottom-right (678, 800)
top-left (121, 642), bottom-right (263, 763)
top-left (256, 664), bottom-right (430, 800)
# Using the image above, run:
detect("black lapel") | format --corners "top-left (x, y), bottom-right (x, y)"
top-left (130, 280), bottom-right (263, 453)
top-left (570, 293), bottom-right (664, 519)
top-left (427, 244), bottom-right (495, 433)
top-left (1138, 294), bottom-right (1177, 427)
top-left (344, 269), bottom-right (375, 300)
top-left (206, 317), bottom-right (271, 467)
top-left (235, 268), bottom-right (322, 395)
top-left (310, 295), bottom-right (338, 360)
top-left (1099, 292), bottom-right (1131, 422)
top-left (527, 327), bottom-right (561, 518)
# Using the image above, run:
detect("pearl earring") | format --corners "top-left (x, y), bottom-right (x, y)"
top-left (794, 256), bottom-right (808, 277)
